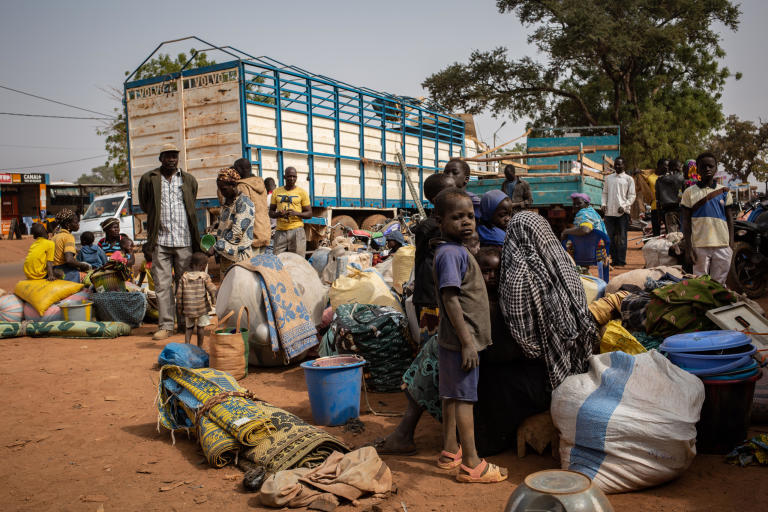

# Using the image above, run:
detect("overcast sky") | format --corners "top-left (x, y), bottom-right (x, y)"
top-left (0, 0), bottom-right (765, 182)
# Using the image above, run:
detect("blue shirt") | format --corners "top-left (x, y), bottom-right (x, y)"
top-left (77, 244), bottom-right (107, 269)
top-left (435, 242), bottom-right (469, 290)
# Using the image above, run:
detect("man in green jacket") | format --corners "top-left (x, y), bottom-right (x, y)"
top-left (138, 143), bottom-right (200, 340)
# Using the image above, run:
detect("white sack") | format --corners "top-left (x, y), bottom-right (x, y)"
top-left (551, 350), bottom-right (704, 494)
top-left (605, 266), bottom-right (683, 294)
top-left (642, 233), bottom-right (683, 268)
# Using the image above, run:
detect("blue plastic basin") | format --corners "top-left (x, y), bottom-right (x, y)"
top-left (301, 355), bottom-right (366, 426)
top-left (667, 345), bottom-right (756, 369)
top-left (661, 330), bottom-right (751, 353)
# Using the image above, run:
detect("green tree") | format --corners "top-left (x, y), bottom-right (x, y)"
top-left (710, 115), bottom-right (768, 184)
top-left (97, 49), bottom-right (216, 183)
top-left (423, 1), bottom-right (741, 168)
top-left (76, 164), bottom-right (121, 184)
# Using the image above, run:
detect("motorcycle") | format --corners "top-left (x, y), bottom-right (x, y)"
top-left (729, 199), bottom-right (768, 298)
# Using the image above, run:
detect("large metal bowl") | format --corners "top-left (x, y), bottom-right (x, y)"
top-left (504, 470), bottom-right (614, 512)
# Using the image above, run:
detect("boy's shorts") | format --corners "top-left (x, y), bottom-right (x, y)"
top-left (438, 344), bottom-right (478, 402)
top-left (185, 315), bottom-right (211, 328)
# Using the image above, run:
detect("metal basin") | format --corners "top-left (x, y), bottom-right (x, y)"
top-left (504, 470), bottom-right (614, 512)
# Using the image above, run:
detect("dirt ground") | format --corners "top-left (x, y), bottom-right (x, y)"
top-left (1, 241), bottom-right (767, 512)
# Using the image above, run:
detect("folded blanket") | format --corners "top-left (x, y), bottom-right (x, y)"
top-left (236, 255), bottom-right (318, 362)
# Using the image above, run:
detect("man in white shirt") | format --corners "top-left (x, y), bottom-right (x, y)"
top-left (601, 157), bottom-right (636, 267)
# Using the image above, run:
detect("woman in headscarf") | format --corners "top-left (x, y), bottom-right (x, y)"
top-left (98, 217), bottom-right (128, 258)
top-left (499, 210), bottom-right (597, 391)
top-left (52, 208), bottom-right (90, 282)
top-left (477, 190), bottom-right (513, 247)
top-left (562, 192), bottom-right (606, 237)
top-left (211, 167), bottom-right (255, 275)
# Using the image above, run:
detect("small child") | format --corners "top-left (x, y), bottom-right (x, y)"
top-left (136, 248), bottom-right (154, 290)
top-left (443, 158), bottom-right (480, 217)
top-left (175, 252), bottom-right (218, 346)
top-left (432, 188), bottom-right (507, 483)
top-left (23, 223), bottom-right (56, 281)
top-left (77, 231), bottom-right (107, 269)
top-left (477, 190), bottom-right (513, 247)
top-left (110, 237), bottom-right (136, 268)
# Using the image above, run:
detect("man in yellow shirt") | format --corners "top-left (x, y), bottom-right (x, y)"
top-left (647, 158), bottom-right (668, 237)
top-left (269, 167), bottom-right (311, 257)
top-left (23, 223), bottom-right (56, 280)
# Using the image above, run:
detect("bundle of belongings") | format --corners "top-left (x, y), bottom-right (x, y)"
top-left (87, 261), bottom-right (147, 327)
top-left (319, 304), bottom-right (414, 392)
top-left (157, 365), bottom-right (347, 472)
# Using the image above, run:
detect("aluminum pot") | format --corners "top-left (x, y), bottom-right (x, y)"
top-left (504, 470), bottom-right (614, 512)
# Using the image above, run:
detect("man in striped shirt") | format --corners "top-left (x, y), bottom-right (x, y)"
top-left (138, 143), bottom-right (201, 340)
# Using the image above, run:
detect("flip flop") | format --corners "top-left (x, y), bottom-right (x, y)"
top-left (369, 437), bottom-right (417, 456)
top-left (437, 446), bottom-right (462, 469)
top-left (456, 459), bottom-right (508, 483)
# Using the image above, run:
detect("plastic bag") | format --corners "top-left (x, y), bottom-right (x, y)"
top-left (158, 342), bottom-right (210, 369)
top-left (14, 279), bottom-right (84, 316)
top-left (551, 350), bottom-right (704, 494)
top-left (391, 245), bottom-right (415, 294)
top-left (600, 320), bottom-right (646, 355)
top-left (330, 267), bottom-right (403, 314)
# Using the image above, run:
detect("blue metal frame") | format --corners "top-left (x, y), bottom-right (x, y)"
top-left (125, 43), bottom-right (466, 211)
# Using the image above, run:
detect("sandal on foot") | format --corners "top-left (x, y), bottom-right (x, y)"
top-left (456, 459), bottom-right (508, 483)
top-left (436, 446), bottom-right (462, 469)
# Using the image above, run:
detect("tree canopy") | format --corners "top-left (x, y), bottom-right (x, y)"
top-left (97, 49), bottom-right (216, 183)
top-left (76, 164), bottom-right (121, 185)
top-left (710, 115), bottom-right (768, 184)
top-left (423, 0), bottom-right (741, 168)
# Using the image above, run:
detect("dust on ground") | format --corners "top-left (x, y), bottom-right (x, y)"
top-left (1, 241), bottom-right (767, 512)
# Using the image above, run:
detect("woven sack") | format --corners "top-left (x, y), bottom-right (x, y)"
top-left (92, 291), bottom-right (146, 327)
top-left (14, 279), bottom-right (83, 315)
top-left (208, 306), bottom-right (249, 380)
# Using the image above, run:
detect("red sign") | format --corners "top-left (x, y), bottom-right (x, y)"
top-left (0, 173), bottom-right (11, 184)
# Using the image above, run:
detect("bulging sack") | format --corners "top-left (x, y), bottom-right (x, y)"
top-left (551, 350), bottom-right (704, 494)
top-left (330, 267), bottom-right (403, 314)
top-left (391, 245), bottom-right (415, 294)
top-left (14, 280), bottom-right (84, 316)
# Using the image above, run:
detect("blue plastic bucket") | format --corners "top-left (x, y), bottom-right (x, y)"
top-left (301, 355), bottom-right (366, 426)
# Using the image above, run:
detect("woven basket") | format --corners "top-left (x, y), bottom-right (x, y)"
top-left (91, 271), bottom-right (126, 293)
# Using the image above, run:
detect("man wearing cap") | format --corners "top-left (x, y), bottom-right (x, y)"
top-left (138, 143), bottom-right (200, 340)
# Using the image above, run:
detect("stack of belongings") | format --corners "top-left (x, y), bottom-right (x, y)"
top-left (319, 303), bottom-right (414, 392)
top-left (89, 261), bottom-right (147, 327)
top-left (158, 365), bottom-right (347, 471)
top-left (660, 330), bottom-right (759, 381)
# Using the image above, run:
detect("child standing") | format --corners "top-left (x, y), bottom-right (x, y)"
top-left (23, 223), bottom-right (56, 281)
top-left (175, 252), bottom-right (218, 346)
top-left (77, 231), bottom-right (107, 269)
top-left (432, 188), bottom-right (507, 483)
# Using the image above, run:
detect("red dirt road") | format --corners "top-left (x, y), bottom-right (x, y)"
top-left (1, 242), bottom-right (767, 511)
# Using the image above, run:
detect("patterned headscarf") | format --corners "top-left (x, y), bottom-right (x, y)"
top-left (499, 211), bottom-right (597, 389)
top-left (100, 217), bottom-right (120, 230)
top-left (55, 208), bottom-right (77, 227)
top-left (217, 167), bottom-right (241, 183)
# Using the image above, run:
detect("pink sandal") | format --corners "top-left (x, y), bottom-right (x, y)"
top-left (456, 459), bottom-right (508, 483)
top-left (436, 446), bottom-right (463, 469)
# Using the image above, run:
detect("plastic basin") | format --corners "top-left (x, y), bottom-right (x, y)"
top-left (59, 300), bottom-right (93, 322)
top-left (661, 330), bottom-right (752, 353)
top-left (666, 345), bottom-right (756, 369)
top-left (301, 355), bottom-right (365, 426)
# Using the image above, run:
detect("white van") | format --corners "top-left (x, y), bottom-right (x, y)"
top-left (72, 191), bottom-right (134, 244)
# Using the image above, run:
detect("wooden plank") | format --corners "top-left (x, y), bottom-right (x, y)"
top-left (527, 144), bottom-right (619, 152)
top-left (463, 148), bottom-right (596, 163)
top-left (581, 156), bottom-right (603, 171)
top-left (528, 165), bottom-right (559, 170)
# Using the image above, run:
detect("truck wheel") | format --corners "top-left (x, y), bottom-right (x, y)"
top-left (330, 215), bottom-right (358, 239)
top-left (361, 214), bottom-right (388, 231)
top-left (729, 241), bottom-right (768, 298)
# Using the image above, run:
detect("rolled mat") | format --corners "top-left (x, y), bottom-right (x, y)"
top-left (0, 320), bottom-right (131, 339)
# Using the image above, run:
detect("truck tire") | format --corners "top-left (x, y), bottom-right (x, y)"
top-left (361, 214), bottom-right (388, 231)
top-left (330, 215), bottom-right (358, 239)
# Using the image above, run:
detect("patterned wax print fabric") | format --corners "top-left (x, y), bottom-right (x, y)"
top-left (499, 211), bottom-right (597, 390)
top-left (0, 320), bottom-right (131, 339)
top-left (402, 334), bottom-right (441, 421)
top-left (272, 186), bottom-right (310, 231)
top-left (24, 237), bottom-right (55, 280)
top-left (680, 183), bottom-right (733, 248)
top-left (158, 171), bottom-right (192, 247)
top-left (573, 206), bottom-right (607, 234)
top-left (52, 229), bottom-right (77, 266)
top-left (235, 255), bottom-right (318, 362)
top-left (645, 275), bottom-right (736, 338)
top-left (215, 193), bottom-right (255, 262)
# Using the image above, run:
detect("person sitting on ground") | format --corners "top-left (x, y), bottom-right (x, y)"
top-left (175, 252), bottom-right (218, 347)
top-left (681, 152), bottom-right (735, 285)
top-left (51, 209), bottom-right (90, 282)
top-left (656, 159), bottom-right (685, 233)
top-left (110, 236), bottom-right (136, 268)
top-left (78, 231), bottom-right (107, 269)
top-left (442, 158), bottom-right (480, 217)
top-left (477, 190), bottom-right (513, 247)
top-left (98, 218), bottom-right (128, 259)
top-left (211, 167), bottom-right (255, 275)
top-left (24, 223), bottom-right (56, 281)
top-left (499, 164), bottom-right (532, 209)
top-left (432, 187), bottom-right (507, 483)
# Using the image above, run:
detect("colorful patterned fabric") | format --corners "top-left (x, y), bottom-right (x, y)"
top-left (402, 334), bottom-right (441, 421)
top-left (0, 320), bottom-right (130, 339)
top-left (418, 306), bottom-right (439, 346)
top-left (217, 167), bottom-right (241, 183)
top-left (573, 206), bottom-right (607, 234)
top-left (236, 255), bottom-right (318, 362)
top-left (726, 434), bottom-right (768, 467)
top-left (645, 276), bottom-right (736, 337)
top-left (215, 194), bottom-right (255, 263)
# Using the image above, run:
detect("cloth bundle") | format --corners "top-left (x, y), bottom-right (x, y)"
top-left (588, 291), bottom-right (630, 325)
top-left (0, 320), bottom-right (130, 339)
top-left (93, 291), bottom-right (147, 327)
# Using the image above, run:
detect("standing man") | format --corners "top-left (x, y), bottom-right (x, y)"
top-left (264, 177), bottom-right (277, 229)
top-left (656, 159), bottom-right (685, 233)
top-left (232, 158), bottom-right (270, 254)
top-left (499, 164), bottom-right (532, 209)
top-left (138, 143), bottom-right (200, 341)
top-left (647, 158), bottom-right (669, 237)
top-left (602, 157), bottom-right (636, 267)
top-left (681, 152), bottom-right (734, 284)
top-left (269, 167), bottom-right (311, 257)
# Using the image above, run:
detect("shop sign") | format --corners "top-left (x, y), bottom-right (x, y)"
top-left (0, 173), bottom-right (11, 184)
top-left (21, 173), bottom-right (44, 184)
top-left (11, 174), bottom-right (21, 183)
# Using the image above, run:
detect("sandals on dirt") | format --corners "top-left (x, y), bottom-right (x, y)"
top-left (456, 459), bottom-right (508, 483)
top-left (436, 446), bottom-right (463, 469)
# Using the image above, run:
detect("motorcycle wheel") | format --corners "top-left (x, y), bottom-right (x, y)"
top-left (729, 241), bottom-right (768, 298)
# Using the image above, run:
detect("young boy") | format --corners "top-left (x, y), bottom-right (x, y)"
top-left (432, 188), bottom-right (507, 483)
top-left (681, 152), bottom-right (734, 284)
top-left (443, 158), bottom-right (480, 217)
top-left (175, 252), bottom-right (218, 346)
top-left (24, 223), bottom-right (56, 281)
top-left (77, 231), bottom-right (107, 269)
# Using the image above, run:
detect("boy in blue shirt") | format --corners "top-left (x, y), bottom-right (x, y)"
top-left (77, 231), bottom-right (107, 269)
top-left (432, 188), bottom-right (507, 483)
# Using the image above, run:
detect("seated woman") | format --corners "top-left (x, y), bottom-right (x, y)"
top-left (561, 192), bottom-right (606, 238)
top-left (477, 190), bottom-right (513, 247)
top-left (51, 209), bottom-right (90, 282)
top-left (210, 167), bottom-right (255, 274)
top-left (98, 218), bottom-right (129, 259)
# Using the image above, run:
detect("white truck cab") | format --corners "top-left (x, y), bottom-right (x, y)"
top-left (72, 191), bottom-right (134, 244)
